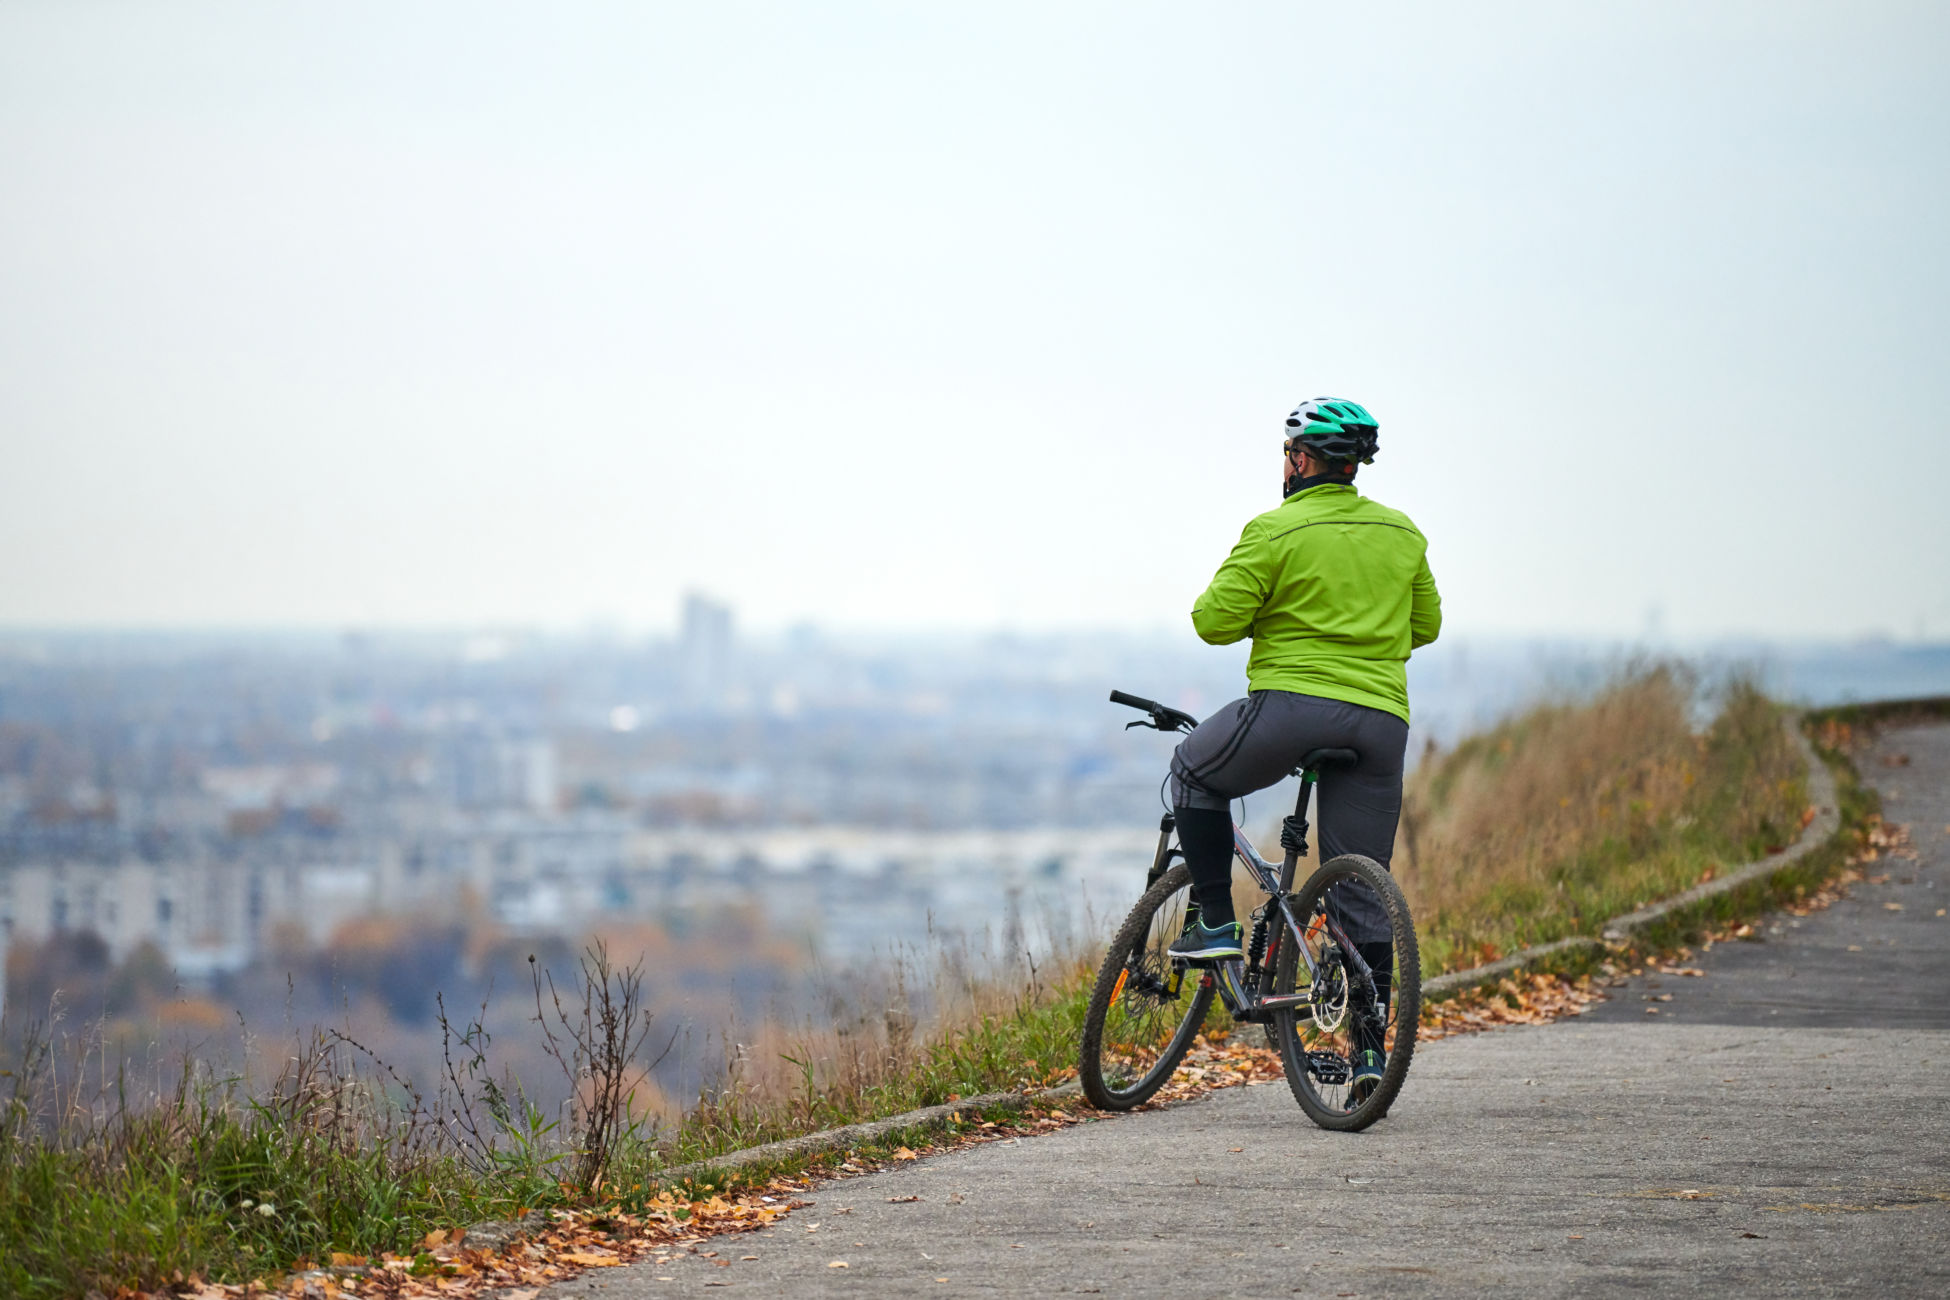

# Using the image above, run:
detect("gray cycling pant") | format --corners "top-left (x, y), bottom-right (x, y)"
top-left (1170, 690), bottom-right (1410, 947)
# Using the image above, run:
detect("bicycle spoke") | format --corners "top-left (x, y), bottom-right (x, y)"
top-left (1270, 854), bottom-right (1420, 1131)
top-left (1080, 864), bottom-right (1214, 1109)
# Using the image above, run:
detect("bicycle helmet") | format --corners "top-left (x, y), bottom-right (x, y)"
top-left (1284, 398), bottom-right (1380, 465)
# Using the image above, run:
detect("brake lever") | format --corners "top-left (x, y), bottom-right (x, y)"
top-left (1125, 719), bottom-right (1157, 731)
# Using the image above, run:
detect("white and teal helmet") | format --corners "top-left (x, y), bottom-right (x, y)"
top-left (1285, 398), bottom-right (1379, 465)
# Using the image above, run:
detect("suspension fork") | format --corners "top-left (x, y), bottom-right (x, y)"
top-left (1144, 812), bottom-right (1180, 889)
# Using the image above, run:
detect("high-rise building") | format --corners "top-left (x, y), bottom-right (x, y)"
top-left (679, 592), bottom-right (734, 704)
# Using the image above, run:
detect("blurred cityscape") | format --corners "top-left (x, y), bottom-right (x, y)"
top-left (3, 599), bottom-right (1947, 1043)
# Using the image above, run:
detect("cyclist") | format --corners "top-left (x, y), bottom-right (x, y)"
top-left (1166, 397), bottom-right (1440, 1098)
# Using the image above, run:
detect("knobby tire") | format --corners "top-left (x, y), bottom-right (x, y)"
top-left (1271, 853), bottom-right (1420, 1132)
top-left (1079, 862), bottom-right (1214, 1110)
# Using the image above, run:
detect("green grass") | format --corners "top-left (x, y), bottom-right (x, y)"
top-left (0, 967), bottom-right (1097, 1300)
top-left (0, 1041), bottom-right (527, 1298)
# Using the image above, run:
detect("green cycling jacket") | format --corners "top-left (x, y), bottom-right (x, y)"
top-left (1191, 482), bottom-right (1441, 723)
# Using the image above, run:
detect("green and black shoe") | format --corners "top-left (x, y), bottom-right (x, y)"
top-left (1347, 1049), bottom-right (1386, 1106)
top-left (1167, 918), bottom-right (1244, 963)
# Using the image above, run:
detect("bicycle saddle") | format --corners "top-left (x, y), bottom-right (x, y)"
top-left (1298, 747), bottom-right (1359, 772)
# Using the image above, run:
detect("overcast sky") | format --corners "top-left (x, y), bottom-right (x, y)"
top-left (2, 1), bottom-right (1945, 640)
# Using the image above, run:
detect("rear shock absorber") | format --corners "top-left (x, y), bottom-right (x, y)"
top-left (1245, 911), bottom-right (1269, 977)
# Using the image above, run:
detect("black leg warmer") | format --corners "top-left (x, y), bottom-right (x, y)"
top-left (1172, 806), bottom-right (1237, 929)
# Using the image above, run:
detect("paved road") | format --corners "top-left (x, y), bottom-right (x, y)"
top-left (561, 724), bottom-right (1950, 1297)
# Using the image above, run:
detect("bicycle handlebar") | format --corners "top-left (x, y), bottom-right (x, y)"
top-left (1109, 689), bottom-right (1200, 735)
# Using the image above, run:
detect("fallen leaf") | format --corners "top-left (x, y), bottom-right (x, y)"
top-left (888, 1196), bottom-right (922, 1203)
top-left (560, 1254), bottom-right (622, 1268)
top-left (894, 1147), bottom-right (918, 1161)
top-left (328, 1255), bottom-right (363, 1269)
top-left (828, 1262), bottom-right (849, 1269)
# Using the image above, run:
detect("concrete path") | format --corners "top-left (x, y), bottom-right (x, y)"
top-left (560, 724), bottom-right (1950, 1298)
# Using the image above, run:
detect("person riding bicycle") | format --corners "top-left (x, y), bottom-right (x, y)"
top-left (1167, 397), bottom-right (1440, 1097)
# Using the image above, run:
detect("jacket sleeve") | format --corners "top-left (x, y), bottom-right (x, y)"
top-left (1190, 519), bottom-right (1273, 646)
top-left (1409, 549), bottom-right (1442, 650)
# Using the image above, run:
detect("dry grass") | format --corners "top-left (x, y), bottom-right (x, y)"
top-left (1390, 665), bottom-right (1806, 975)
top-left (666, 930), bottom-right (1095, 1169)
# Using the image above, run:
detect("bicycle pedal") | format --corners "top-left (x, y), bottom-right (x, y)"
top-left (1305, 1050), bottom-right (1351, 1085)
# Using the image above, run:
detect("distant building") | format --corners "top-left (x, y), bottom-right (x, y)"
top-left (0, 811), bottom-right (637, 985)
top-left (451, 737), bottom-right (558, 812)
top-left (679, 592), bottom-right (734, 705)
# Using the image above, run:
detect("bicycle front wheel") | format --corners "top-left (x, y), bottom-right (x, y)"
top-left (1270, 853), bottom-right (1420, 1132)
top-left (1079, 862), bottom-right (1215, 1110)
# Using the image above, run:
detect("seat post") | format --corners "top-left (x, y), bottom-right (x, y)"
top-left (1277, 770), bottom-right (1316, 892)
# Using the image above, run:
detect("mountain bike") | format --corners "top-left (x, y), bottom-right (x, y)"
top-left (1077, 690), bottom-right (1420, 1132)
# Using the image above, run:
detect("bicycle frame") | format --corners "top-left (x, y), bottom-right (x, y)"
top-left (1149, 768), bottom-right (1383, 1025)
top-left (1111, 687), bottom-right (1385, 1035)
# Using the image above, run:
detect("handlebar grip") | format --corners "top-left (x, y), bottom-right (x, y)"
top-left (1109, 689), bottom-right (1159, 712)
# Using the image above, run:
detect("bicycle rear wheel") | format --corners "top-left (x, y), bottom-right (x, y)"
top-left (1269, 853), bottom-right (1419, 1132)
top-left (1079, 862), bottom-right (1215, 1110)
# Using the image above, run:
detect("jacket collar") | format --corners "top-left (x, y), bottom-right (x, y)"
top-left (1281, 481), bottom-right (1359, 505)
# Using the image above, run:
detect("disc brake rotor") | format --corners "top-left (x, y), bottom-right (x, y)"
top-left (1310, 954), bottom-right (1350, 1032)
